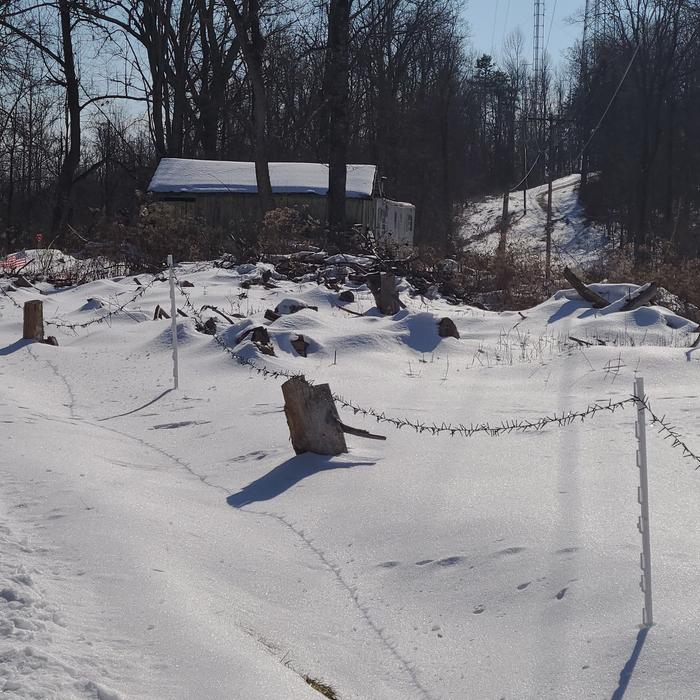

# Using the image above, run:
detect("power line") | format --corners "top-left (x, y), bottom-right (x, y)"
top-left (577, 43), bottom-right (640, 163)
top-left (544, 0), bottom-right (559, 55)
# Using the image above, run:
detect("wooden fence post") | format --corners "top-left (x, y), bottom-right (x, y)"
top-left (23, 300), bottom-right (44, 341)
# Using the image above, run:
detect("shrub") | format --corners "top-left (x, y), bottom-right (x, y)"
top-left (258, 206), bottom-right (322, 254)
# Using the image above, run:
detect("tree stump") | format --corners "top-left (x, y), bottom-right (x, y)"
top-left (23, 300), bottom-right (44, 341)
top-left (367, 272), bottom-right (401, 315)
top-left (282, 376), bottom-right (347, 455)
top-left (291, 334), bottom-right (309, 357)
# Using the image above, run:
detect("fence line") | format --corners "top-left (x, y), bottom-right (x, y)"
top-left (1, 274), bottom-right (159, 330)
top-left (173, 273), bottom-right (700, 468)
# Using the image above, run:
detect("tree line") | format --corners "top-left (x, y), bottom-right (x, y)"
top-left (1, 0), bottom-right (699, 264)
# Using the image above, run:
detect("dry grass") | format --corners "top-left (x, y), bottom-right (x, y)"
top-left (303, 675), bottom-right (339, 699)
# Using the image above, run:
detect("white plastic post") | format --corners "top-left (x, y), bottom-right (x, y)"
top-left (168, 254), bottom-right (179, 390)
top-left (634, 377), bottom-right (653, 626)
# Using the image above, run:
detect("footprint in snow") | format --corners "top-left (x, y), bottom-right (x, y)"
top-left (378, 561), bottom-right (400, 568)
top-left (436, 556), bottom-right (464, 567)
top-left (556, 547), bottom-right (578, 555)
top-left (151, 420), bottom-right (211, 430)
top-left (415, 559), bottom-right (433, 566)
top-left (555, 587), bottom-right (568, 600)
top-left (229, 450), bottom-right (268, 463)
top-left (517, 582), bottom-right (531, 590)
top-left (473, 605), bottom-right (485, 614)
top-left (495, 547), bottom-right (526, 557)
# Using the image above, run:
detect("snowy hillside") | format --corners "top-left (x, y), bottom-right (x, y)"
top-left (1, 262), bottom-right (700, 699)
top-left (461, 174), bottom-right (610, 266)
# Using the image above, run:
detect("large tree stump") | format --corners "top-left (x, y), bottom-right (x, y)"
top-left (282, 376), bottom-right (347, 455)
top-left (367, 272), bottom-right (401, 315)
top-left (23, 300), bottom-right (44, 341)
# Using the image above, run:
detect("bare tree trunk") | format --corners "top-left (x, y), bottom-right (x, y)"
top-left (325, 0), bottom-right (351, 231)
top-left (224, 0), bottom-right (273, 214)
top-left (51, 0), bottom-right (81, 238)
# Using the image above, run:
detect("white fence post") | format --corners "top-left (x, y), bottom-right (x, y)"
top-left (634, 376), bottom-right (653, 626)
top-left (168, 254), bottom-right (179, 390)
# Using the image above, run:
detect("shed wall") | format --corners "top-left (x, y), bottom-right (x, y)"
top-left (155, 193), bottom-right (374, 231)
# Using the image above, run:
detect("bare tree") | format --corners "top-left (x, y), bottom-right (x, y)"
top-left (223, 0), bottom-right (273, 212)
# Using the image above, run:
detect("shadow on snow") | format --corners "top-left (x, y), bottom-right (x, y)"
top-left (226, 453), bottom-right (375, 507)
top-left (610, 626), bottom-right (650, 700)
top-left (0, 339), bottom-right (33, 356)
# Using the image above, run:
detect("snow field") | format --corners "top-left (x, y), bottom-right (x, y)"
top-left (1, 263), bottom-right (699, 699)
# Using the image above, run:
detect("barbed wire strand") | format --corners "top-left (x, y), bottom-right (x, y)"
top-left (1, 274), bottom-right (160, 330)
top-left (172, 272), bottom-right (700, 468)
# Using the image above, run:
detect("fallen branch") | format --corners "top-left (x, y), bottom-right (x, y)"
top-left (201, 304), bottom-right (237, 324)
top-left (563, 267), bottom-right (609, 308)
top-left (337, 420), bottom-right (387, 441)
top-left (336, 305), bottom-right (365, 317)
top-left (620, 282), bottom-right (657, 311)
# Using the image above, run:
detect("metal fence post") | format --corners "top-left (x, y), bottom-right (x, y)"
top-left (168, 254), bottom-right (179, 390)
top-left (635, 376), bottom-right (653, 626)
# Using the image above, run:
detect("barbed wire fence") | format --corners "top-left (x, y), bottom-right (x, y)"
top-left (172, 271), bottom-right (700, 470)
top-left (0, 274), bottom-right (160, 331)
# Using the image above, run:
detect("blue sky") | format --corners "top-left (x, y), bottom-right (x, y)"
top-left (463, 0), bottom-right (585, 67)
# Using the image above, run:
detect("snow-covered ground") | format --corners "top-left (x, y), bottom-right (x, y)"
top-left (1, 263), bottom-right (699, 699)
top-left (461, 174), bottom-right (610, 266)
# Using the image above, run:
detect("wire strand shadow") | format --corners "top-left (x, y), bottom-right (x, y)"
top-left (98, 388), bottom-right (174, 421)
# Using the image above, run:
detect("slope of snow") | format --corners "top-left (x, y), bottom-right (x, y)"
top-left (461, 174), bottom-right (609, 266)
top-left (1, 265), bottom-right (699, 699)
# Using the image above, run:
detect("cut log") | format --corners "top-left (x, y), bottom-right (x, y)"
top-left (282, 376), bottom-right (348, 455)
top-left (196, 317), bottom-right (217, 335)
top-left (251, 326), bottom-right (275, 355)
top-left (367, 271), bottom-right (402, 315)
top-left (153, 305), bottom-right (170, 320)
top-left (291, 334), bottom-right (309, 357)
top-left (23, 300), bottom-right (44, 340)
top-left (563, 267), bottom-right (609, 309)
top-left (620, 282), bottom-right (658, 311)
top-left (438, 317), bottom-right (460, 339)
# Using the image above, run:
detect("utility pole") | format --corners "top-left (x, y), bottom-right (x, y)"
top-left (545, 115), bottom-right (556, 289)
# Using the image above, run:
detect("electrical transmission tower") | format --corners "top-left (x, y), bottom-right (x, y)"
top-left (593, 0), bottom-right (608, 46)
top-left (532, 0), bottom-right (546, 125)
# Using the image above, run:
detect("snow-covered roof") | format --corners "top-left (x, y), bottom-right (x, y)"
top-left (148, 158), bottom-right (376, 199)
